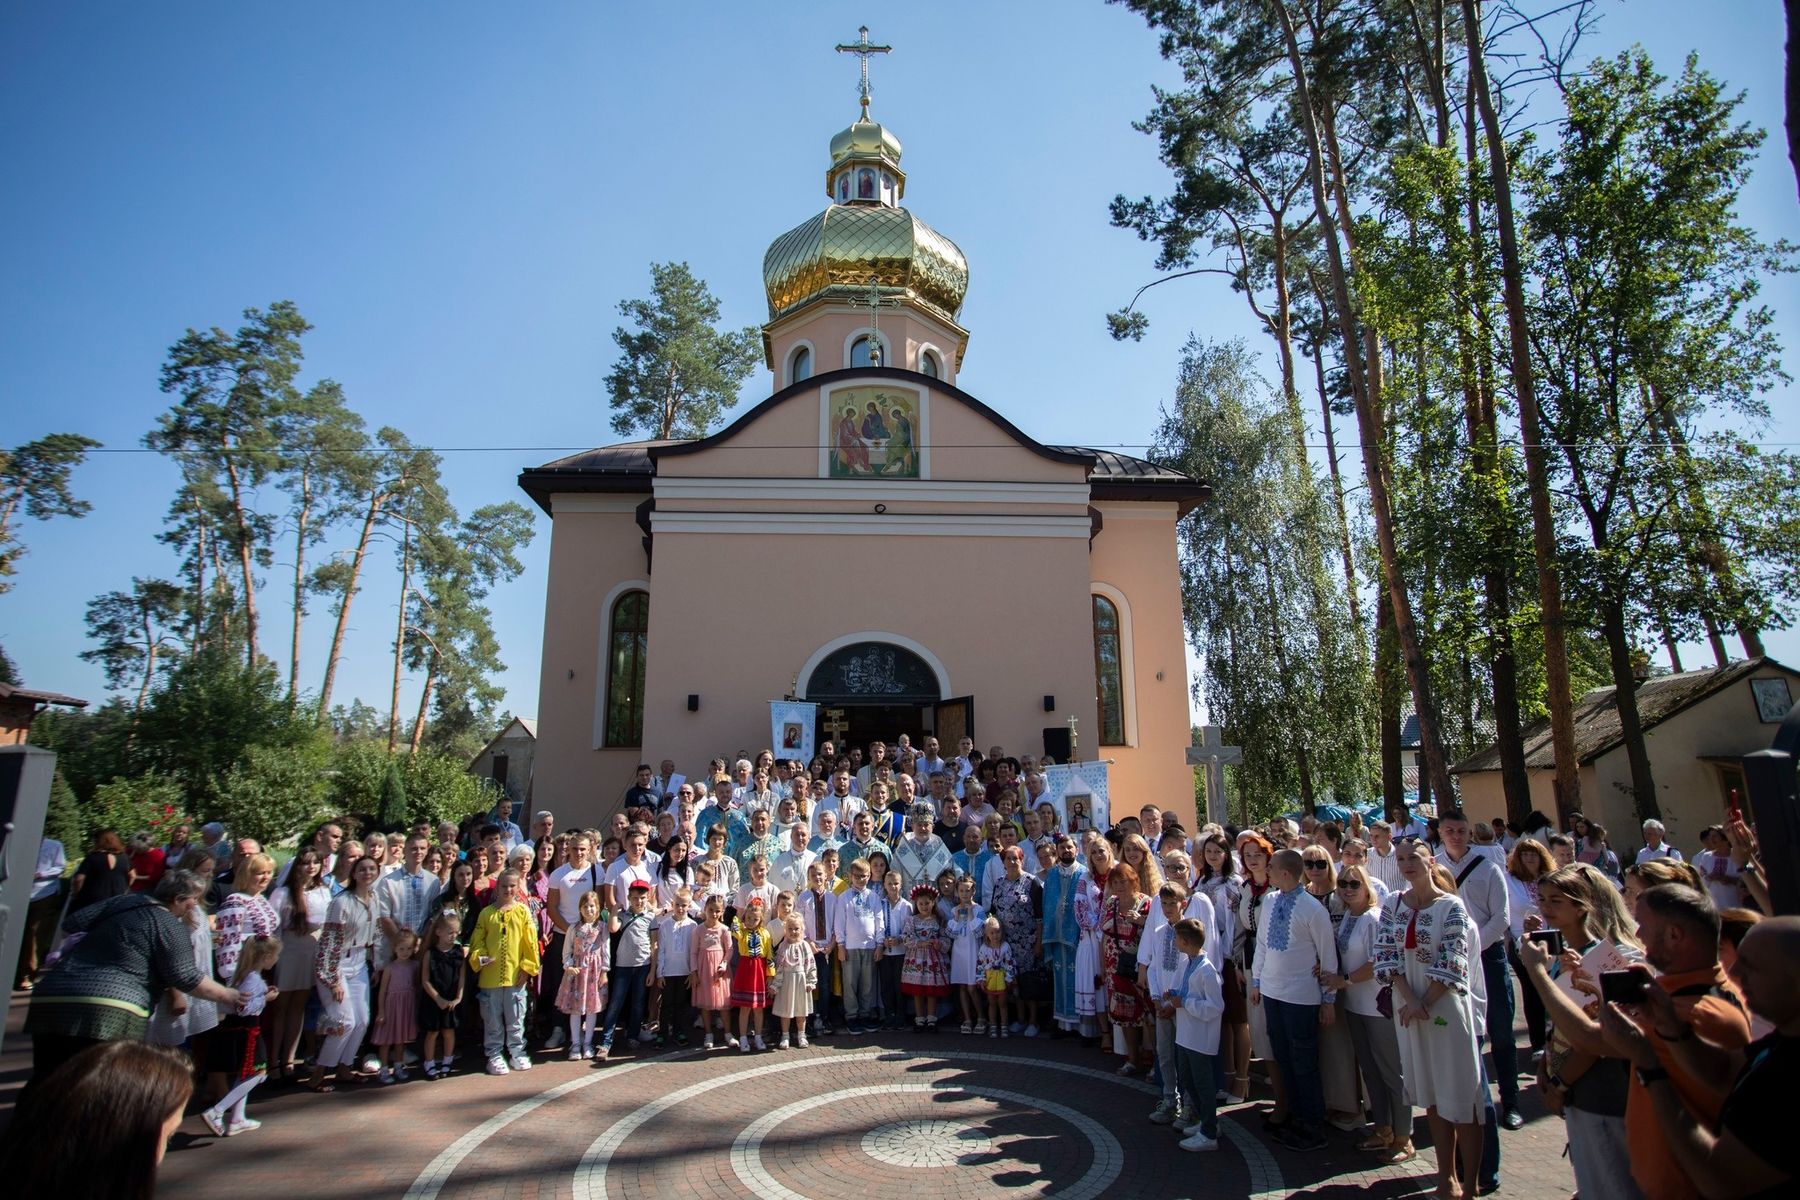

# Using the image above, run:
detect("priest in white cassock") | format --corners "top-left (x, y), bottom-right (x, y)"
top-left (894, 799), bottom-right (954, 897)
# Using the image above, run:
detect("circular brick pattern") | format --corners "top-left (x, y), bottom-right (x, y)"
top-left (861, 1118), bottom-right (995, 1167)
top-left (733, 1081), bottom-right (1121, 1198)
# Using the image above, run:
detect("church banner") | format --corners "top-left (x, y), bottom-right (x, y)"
top-left (1043, 761), bottom-right (1111, 835)
top-left (770, 700), bottom-right (817, 761)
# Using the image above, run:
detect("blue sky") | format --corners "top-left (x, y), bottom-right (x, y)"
top-left (3, 1), bottom-right (1795, 728)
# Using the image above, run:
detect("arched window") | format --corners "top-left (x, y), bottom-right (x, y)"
top-left (849, 335), bottom-right (881, 368)
top-left (919, 349), bottom-right (940, 379)
top-left (789, 345), bottom-right (812, 384)
top-left (1093, 594), bottom-right (1126, 746)
top-left (604, 589), bottom-right (648, 748)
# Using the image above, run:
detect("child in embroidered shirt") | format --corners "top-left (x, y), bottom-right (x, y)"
top-left (901, 883), bottom-right (951, 1031)
top-left (469, 869), bottom-right (542, 1075)
top-left (976, 916), bottom-right (1015, 1038)
top-left (652, 886), bottom-right (696, 1048)
top-left (769, 913), bottom-right (817, 1049)
top-left (557, 888), bottom-right (612, 1059)
top-left (690, 893), bottom-right (735, 1048)
top-left (200, 934), bottom-right (280, 1137)
top-left (371, 928), bottom-right (422, 1084)
top-left (419, 911), bottom-right (465, 1078)
top-left (946, 874), bottom-right (987, 1033)
top-left (729, 898), bottom-right (777, 1052)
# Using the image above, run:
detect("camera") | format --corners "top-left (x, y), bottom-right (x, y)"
top-left (1599, 968), bottom-right (1649, 1005)
top-left (1527, 929), bottom-right (1565, 956)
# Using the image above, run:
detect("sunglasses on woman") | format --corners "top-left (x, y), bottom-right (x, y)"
top-left (1304, 860), bottom-right (1329, 870)
top-left (1337, 880), bottom-right (1363, 890)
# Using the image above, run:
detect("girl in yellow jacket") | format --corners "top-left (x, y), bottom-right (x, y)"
top-left (469, 869), bottom-right (541, 1075)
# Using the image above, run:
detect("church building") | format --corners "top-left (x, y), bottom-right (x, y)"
top-left (519, 66), bottom-right (1208, 824)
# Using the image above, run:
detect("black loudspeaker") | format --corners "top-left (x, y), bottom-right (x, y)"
top-left (686, 694), bottom-right (699, 712)
top-left (1043, 726), bottom-right (1072, 762)
top-left (1043, 695), bottom-right (1056, 712)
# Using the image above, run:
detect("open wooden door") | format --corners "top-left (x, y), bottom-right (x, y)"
top-left (933, 696), bottom-right (974, 748)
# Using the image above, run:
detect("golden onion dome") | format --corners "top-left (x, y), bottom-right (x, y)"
top-left (829, 117), bottom-right (903, 170)
top-left (762, 203), bottom-right (968, 325)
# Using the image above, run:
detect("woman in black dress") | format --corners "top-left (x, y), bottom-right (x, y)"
top-left (69, 829), bottom-right (135, 912)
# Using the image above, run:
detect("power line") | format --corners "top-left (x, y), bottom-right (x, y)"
top-left (80, 440), bottom-right (1800, 454)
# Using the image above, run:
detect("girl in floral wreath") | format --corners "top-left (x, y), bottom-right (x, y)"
top-left (900, 882), bottom-right (951, 1031)
top-left (729, 897), bottom-right (776, 1052)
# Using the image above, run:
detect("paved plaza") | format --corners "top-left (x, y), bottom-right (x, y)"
top-left (3, 994), bottom-right (1576, 1198)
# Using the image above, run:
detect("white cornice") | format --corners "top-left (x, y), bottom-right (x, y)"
top-left (653, 478), bottom-right (1091, 506)
top-left (647, 511), bottom-right (1090, 538)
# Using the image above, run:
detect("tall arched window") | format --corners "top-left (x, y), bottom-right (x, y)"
top-left (789, 345), bottom-right (812, 384)
top-left (849, 334), bottom-right (881, 368)
top-left (604, 589), bottom-right (649, 747)
top-left (1093, 594), bottom-right (1126, 746)
top-left (919, 349), bottom-right (940, 379)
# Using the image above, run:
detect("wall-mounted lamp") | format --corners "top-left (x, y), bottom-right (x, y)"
top-left (1155, 670), bottom-right (1164, 682)
top-left (567, 669), bottom-right (576, 680)
top-left (687, 694), bottom-right (700, 712)
top-left (1043, 695), bottom-right (1056, 712)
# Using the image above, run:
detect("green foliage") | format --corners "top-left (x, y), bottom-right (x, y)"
top-left (86, 773), bottom-right (190, 847)
top-left (79, 578), bottom-right (188, 706)
top-left (605, 261), bottom-right (760, 440)
top-left (132, 644), bottom-right (315, 808)
top-left (0, 433), bottom-right (101, 593)
top-left (376, 758), bottom-right (408, 832)
top-left (212, 735), bottom-right (334, 846)
top-left (0, 642), bottom-right (17, 685)
top-left (30, 701), bottom-right (138, 806)
top-left (399, 750), bottom-right (497, 830)
top-left (43, 771), bottom-right (84, 858)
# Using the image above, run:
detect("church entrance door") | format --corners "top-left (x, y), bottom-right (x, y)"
top-left (803, 641), bottom-right (946, 757)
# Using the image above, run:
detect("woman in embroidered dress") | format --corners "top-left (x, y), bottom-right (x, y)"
top-left (988, 846), bottom-right (1043, 1034)
top-left (309, 856), bottom-right (381, 1092)
top-left (266, 848), bottom-right (330, 1080)
top-left (1100, 862), bottom-right (1151, 1074)
top-left (900, 883), bottom-right (951, 1030)
top-left (1375, 841), bottom-right (1484, 1199)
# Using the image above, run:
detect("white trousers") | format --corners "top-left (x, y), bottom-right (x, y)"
top-left (316, 953), bottom-right (371, 1068)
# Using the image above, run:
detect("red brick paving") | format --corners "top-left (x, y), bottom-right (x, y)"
top-left (2, 993), bottom-right (1576, 1198)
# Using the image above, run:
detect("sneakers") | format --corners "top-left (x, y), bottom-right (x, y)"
top-left (486, 1057), bottom-right (510, 1076)
top-left (394, 1065), bottom-right (411, 1083)
top-left (701, 1035), bottom-right (715, 1050)
top-left (1149, 1099), bottom-right (1179, 1125)
top-left (740, 1039), bottom-right (752, 1053)
top-left (1023, 1024), bottom-right (1039, 1038)
top-left (546, 1027), bottom-right (568, 1050)
top-left (796, 1034), bottom-right (809, 1048)
top-left (361, 1054), bottom-right (381, 1074)
top-left (726, 1035), bottom-right (740, 1049)
top-left (377, 1068), bottom-right (396, 1086)
top-left (752, 1031), bottom-right (767, 1051)
top-left (1179, 1131), bottom-right (1219, 1153)
top-left (569, 1046), bottom-right (586, 1061)
top-left (508, 1053), bottom-right (533, 1073)
top-left (1275, 1124), bottom-right (1327, 1153)
top-left (778, 1035), bottom-right (791, 1050)
top-left (200, 1108), bottom-right (228, 1137)
top-left (228, 1117), bottom-right (262, 1135)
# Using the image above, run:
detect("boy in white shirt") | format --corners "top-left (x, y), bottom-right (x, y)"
top-left (831, 859), bottom-right (883, 1034)
top-left (651, 887), bottom-right (696, 1048)
top-left (1251, 848), bottom-right (1337, 1153)
top-left (1144, 882), bottom-right (1191, 1127)
top-left (1163, 917), bottom-right (1226, 1153)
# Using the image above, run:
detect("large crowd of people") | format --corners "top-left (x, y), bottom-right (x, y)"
top-left (7, 733), bottom-right (1797, 1200)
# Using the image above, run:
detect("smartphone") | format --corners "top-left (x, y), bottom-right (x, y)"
top-left (1726, 788), bottom-right (1742, 826)
top-left (1527, 929), bottom-right (1565, 956)
top-left (1599, 969), bottom-right (1648, 1005)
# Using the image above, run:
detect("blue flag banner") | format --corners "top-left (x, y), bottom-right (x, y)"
top-left (770, 701), bottom-right (818, 762)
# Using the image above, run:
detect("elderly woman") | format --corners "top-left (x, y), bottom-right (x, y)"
top-left (989, 845), bottom-right (1044, 1036)
top-left (23, 869), bottom-right (241, 1087)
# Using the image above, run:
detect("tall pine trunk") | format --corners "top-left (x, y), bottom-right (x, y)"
top-left (317, 489), bottom-right (384, 719)
top-left (222, 453), bottom-right (260, 666)
top-left (1272, 0), bottom-right (1458, 804)
top-left (288, 464), bottom-right (314, 706)
top-left (1461, 0), bottom-right (1582, 824)
top-left (387, 524), bottom-right (412, 753)
top-left (1600, 598), bottom-right (1661, 822)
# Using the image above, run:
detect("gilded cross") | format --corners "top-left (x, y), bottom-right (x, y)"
top-left (822, 708), bottom-right (851, 740)
top-left (862, 276), bottom-right (900, 366)
top-left (835, 25), bottom-right (892, 121)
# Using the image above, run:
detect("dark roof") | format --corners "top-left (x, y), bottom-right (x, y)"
top-left (518, 366), bottom-right (1209, 514)
top-left (1451, 656), bottom-right (1797, 774)
top-left (0, 682), bottom-right (88, 709)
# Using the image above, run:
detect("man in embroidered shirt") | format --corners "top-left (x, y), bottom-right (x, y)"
top-left (837, 812), bottom-right (881, 881)
top-left (1439, 808), bottom-right (1521, 1130)
top-left (1251, 848), bottom-right (1338, 1153)
top-left (375, 834), bottom-right (442, 971)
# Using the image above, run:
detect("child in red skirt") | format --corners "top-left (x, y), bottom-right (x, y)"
top-left (729, 897), bottom-right (776, 1052)
top-left (900, 883), bottom-right (951, 1031)
top-left (201, 935), bottom-right (280, 1136)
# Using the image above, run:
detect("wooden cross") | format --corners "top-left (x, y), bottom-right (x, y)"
top-left (1185, 725), bottom-right (1244, 826)
top-left (835, 25), bottom-right (892, 121)
top-left (822, 708), bottom-right (850, 740)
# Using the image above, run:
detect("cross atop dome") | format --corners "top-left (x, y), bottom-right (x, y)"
top-left (835, 25), bottom-right (891, 122)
